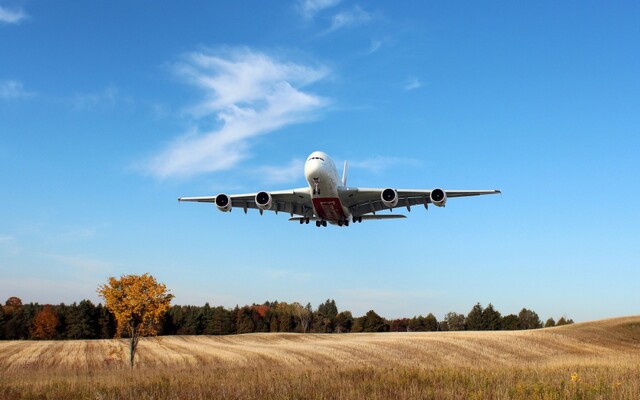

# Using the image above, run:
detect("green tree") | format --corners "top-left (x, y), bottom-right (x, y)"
top-left (518, 308), bottom-right (542, 330)
top-left (501, 314), bottom-right (520, 330)
top-left (444, 312), bottom-right (465, 331)
top-left (363, 310), bottom-right (387, 332)
top-left (316, 299), bottom-right (338, 333)
top-left (544, 317), bottom-right (556, 328)
top-left (66, 300), bottom-right (99, 339)
top-left (482, 303), bottom-right (502, 331)
top-left (335, 311), bottom-right (353, 333)
top-left (466, 303), bottom-right (485, 331)
top-left (425, 313), bottom-right (439, 331)
top-left (408, 316), bottom-right (426, 332)
top-left (236, 306), bottom-right (255, 334)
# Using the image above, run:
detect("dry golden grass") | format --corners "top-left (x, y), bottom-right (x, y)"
top-left (1, 316), bottom-right (639, 399)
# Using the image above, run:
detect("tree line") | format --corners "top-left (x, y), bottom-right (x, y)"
top-left (0, 296), bottom-right (574, 340)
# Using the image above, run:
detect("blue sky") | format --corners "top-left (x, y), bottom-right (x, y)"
top-left (1, 1), bottom-right (639, 322)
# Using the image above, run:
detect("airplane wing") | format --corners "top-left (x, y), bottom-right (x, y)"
top-left (178, 188), bottom-right (313, 217)
top-left (339, 187), bottom-right (501, 216)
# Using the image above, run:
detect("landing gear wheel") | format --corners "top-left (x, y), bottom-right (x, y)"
top-left (299, 219), bottom-right (304, 224)
top-left (316, 221), bottom-right (321, 227)
top-left (305, 218), bottom-right (310, 224)
top-left (322, 221), bottom-right (327, 227)
top-left (338, 221), bottom-right (343, 227)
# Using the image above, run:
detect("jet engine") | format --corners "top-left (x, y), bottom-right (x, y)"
top-left (255, 191), bottom-right (272, 210)
top-left (430, 188), bottom-right (447, 207)
top-left (381, 188), bottom-right (399, 208)
top-left (215, 194), bottom-right (232, 212)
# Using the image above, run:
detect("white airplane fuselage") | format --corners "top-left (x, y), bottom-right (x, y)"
top-left (304, 151), bottom-right (350, 224)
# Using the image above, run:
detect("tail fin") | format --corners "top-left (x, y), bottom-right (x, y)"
top-left (342, 160), bottom-right (348, 187)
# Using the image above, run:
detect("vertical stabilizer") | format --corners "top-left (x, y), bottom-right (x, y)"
top-left (342, 160), bottom-right (348, 187)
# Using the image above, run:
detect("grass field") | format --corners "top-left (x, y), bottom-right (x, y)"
top-left (1, 316), bottom-right (639, 399)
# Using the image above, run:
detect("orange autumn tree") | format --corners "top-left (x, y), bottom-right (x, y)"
top-left (31, 305), bottom-right (59, 340)
top-left (97, 273), bottom-right (174, 368)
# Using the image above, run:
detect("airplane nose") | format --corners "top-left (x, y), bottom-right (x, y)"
top-left (304, 159), bottom-right (321, 179)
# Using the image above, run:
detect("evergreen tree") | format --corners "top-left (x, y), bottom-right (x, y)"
top-left (466, 303), bottom-right (485, 331)
top-left (97, 303), bottom-right (116, 339)
top-left (518, 308), bottom-right (542, 330)
top-left (66, 300), bottom-right (99, 339)
top-left (501, 314), bottom-right (521, 330)
top-left (482, 303), bottom-right (502, 331)
top-left (363, 310), bottom-right (387, 332)
top-left (545, 317), bottom-right (556, 328)
top-left (236, 306), bottom-right (255, 334)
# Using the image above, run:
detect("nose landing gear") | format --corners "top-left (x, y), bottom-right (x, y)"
top-left (312, 178), bottom-right (321, 195)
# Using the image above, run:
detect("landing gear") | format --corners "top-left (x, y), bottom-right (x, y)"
top-left (315, 220), bottom-right (327, 227)
top-left (352, 216), bottom-right (362, 223)
top-left (312, 178), bottom-right (321, 195)
top-left (300, 218), bottom-right (310, 225)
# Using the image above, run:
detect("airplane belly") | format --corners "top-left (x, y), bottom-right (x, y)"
top-left (312, 197), bottom-right (348, 222)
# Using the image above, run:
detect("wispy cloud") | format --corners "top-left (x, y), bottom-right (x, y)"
top-left (69, 86), bottom-right (131, 111)
top-left (368, 39), bottom-right (382, 55)
top-left (297, 0), bottom-right (342, 19)
top-left (404, 77), bottom-right (423, 91)
top-left (350, 156), bottom-right (422, 173)
top-left (143, 48), bottom-right (329, 179)
top-left (0, 80), bottom-right (32, 99)
top-left (326, 5), bottom-right (371, 34)
top-left (258, 159), bottom-right (305, 184)
top-left (0, 6), bottom-right (27, 24)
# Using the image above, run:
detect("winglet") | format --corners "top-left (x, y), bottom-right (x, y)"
top-left (342, 160), bottom-right (348, 187)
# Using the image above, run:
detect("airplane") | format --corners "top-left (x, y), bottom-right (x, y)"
top-left (178, 151), bottom-right (501, 227)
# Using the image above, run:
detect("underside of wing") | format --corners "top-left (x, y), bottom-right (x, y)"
top-left (339, 187), bottom-right (501, 217)
top-left (179, 188), bottom-right (313, 217)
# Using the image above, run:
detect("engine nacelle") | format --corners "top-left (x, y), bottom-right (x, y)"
top-left (430, 188), bottom-right (447, 207)
top-left (255, 191), bottom-right (272, 210)
top-left (215, 194), bottom-right (232, 212)
top-left (381, 188), bottom-right (399, 208)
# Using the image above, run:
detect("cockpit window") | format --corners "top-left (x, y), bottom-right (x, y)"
top-left (308, 156), bottom-right (325, 161)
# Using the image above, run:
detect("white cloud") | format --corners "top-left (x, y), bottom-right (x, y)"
top-left (0, 80), bottom-right (32, 99)
top-left (258, 159), bottom-right (305, 184)
top-left (144, 48), bottom-right (329, 179)
top-left (404, 78), bottom-right (422, 91)
top-left (326, 5), bottom-right (371, 33)
top-left (0, 6), bottom-right (27, 24)
top-left (298, 0), bottom-right (342, 19)
top-left (368, 39), bottom-right (382, 55)
top-left (70, 86), bottom-right (130, 111)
